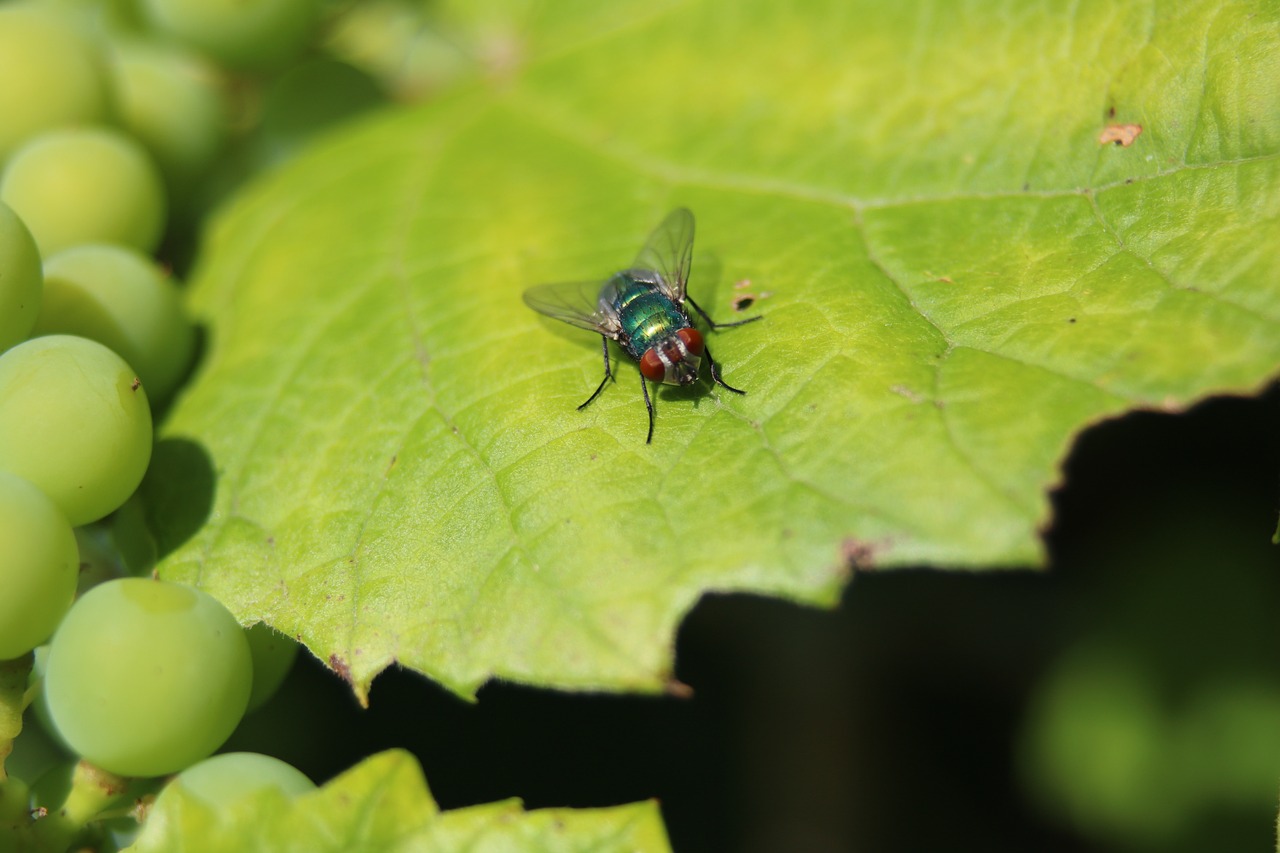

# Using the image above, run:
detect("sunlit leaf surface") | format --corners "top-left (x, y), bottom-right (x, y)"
top-left (151, 0), bottom-right (1280, 697)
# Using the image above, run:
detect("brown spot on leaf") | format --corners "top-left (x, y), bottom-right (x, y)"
top-left (1099, 124), bottom-right (1142, 147)
top-left (841, 537), bottom-right (888, 573)
top-left (329, 654), bottom-right (353, 684)
top-left (729, 279), bottom-right (771, 312)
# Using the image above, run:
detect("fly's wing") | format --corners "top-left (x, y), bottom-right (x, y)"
top-left (522, 280), bottom-right (621, 338)
top-left (632, 207), bottom-right (694, 303)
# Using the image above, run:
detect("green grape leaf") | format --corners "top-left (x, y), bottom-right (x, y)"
top-left (129, 750), bottom-right (669, 852)
top-left (151, 0), bottom-right (1280, 698)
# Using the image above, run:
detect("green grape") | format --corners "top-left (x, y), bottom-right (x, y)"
top-left (0, 335), bottom-right (152, 526)
top-left (44, 578), bottom-right (253, 777)
top-left (243, 624), bottom-right (299, 711)
top-left (0, 5), bottom-right (111, 162)
top-left (35, 244), bottom-right (195, 404)
top-left (140, 0), bottom-right (319, 70)
top-left (325, 2), bottom-right (472, 100)
top-left (0, 127), bottom-right (167, 256)
top-left (0, 200), bottom-right (42, 353)
top-left (0, 471), bottom-right (78, 659)
top-left (155, 752), bottom-right (314, 812)
top-left (108, 39), bottom-right (228, 196)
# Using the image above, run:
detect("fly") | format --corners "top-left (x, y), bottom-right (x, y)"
top-left (523, 208), bottom-right (761, 443)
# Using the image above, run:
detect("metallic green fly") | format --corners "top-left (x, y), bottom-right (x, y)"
top-left (523, 208), bottom-right (761, 443)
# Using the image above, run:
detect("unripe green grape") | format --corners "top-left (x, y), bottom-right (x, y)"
top-left (140, 0), bottom-right (319, 70)
top-left (157, 752), bottom-right (314, 810)
top-left (0, 471), bottom-right (78, 659)
top-left (243, 624), bottom-right (299, 711)
top-left (44, 578), bottom-right (253, 777)
top-left (0, 335), bottom-right (152, 526)
top-left (108, 39), bottom-right (228, 195)
top-left (325, 2), bottom-right (471, 100)
top-left (35, 244), bottom-right (195, 404)
top-left (0, 200), bottom-right (42, 353)
top-left (0, 127), bottom-right (166, 256)
top-left (0, 5), bottom-right (111, 163)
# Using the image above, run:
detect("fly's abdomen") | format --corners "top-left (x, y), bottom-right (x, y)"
top-left (605, 272), bottom-right (689, 358)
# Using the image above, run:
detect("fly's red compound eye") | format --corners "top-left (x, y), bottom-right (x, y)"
top-left (676, 327), bottom-right (704, 355)
top-left (639, 348), bottom-right (666, 381)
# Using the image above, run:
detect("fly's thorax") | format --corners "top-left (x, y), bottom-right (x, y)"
top-left (605, 272), bottom-right (689, 354)
top-left (639, 327), bottom-right (704, 385)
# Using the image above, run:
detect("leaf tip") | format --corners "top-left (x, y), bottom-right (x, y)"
top-left (327, 653), bottom-right (372, 707)
top-left (663, 679), bottom-right (694, 699)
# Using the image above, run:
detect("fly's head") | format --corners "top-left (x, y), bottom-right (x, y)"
top-left (640, 328), bottom-right (704, 386)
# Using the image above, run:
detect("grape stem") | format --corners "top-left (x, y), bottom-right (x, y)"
top-left (29, 761), bottom-right (138, 849)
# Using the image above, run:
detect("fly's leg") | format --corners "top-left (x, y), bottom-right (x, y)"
top-left (684, 295), bottom-right (763, 330)
top-left (705, 344), bottom-right (746, 395)
top-left (640, 371), bottom-right (655, 444)
top-left (578, 335), bottom-right (613, 410)
top-left (686, 294), bottom-right (752, 394)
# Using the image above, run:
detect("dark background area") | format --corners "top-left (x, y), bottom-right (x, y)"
top-left (228, 384), bottom-right (1280, 852)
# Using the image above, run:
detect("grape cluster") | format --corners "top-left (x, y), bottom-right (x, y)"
top-left (0, 0), bottom-right (427, 845)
